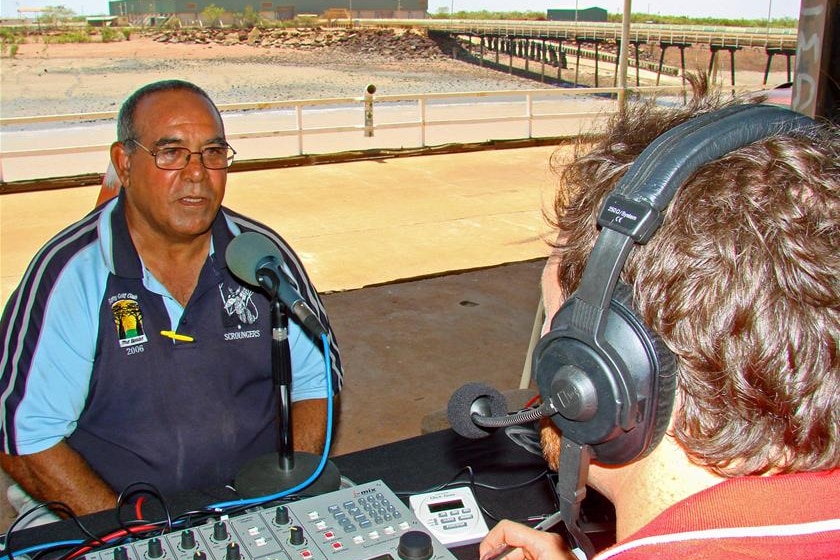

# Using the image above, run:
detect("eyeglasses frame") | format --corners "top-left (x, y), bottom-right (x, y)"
top-left (127, 139), bottom-right (237, 170)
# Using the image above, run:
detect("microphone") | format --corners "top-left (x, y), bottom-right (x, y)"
top-left (226, 231), bottom-right (327, 339)
top-left (446, 383), bottom-right (556, 439)
top-left (227, 230), bottom-right (341, 498)
top-left (449, 384), bottom-right (596, 558)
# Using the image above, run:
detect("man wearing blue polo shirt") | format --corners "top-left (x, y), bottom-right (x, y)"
top-left (0, 80), bottom-right (343, 519)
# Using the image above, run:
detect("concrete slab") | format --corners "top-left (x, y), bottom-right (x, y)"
top-left (1, 145), bottom-right (564, 304)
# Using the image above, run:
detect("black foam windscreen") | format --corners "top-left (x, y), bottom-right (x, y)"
top-left (446, 383), bottom-right (508, 440)
top-left (226, 231), bottom-right (283, 287)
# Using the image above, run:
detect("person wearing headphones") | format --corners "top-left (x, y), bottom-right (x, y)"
top-left (480, 88), bottom-right (839, 559)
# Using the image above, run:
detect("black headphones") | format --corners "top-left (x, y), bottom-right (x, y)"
top-left (531, 103), bottom-right (813, 465)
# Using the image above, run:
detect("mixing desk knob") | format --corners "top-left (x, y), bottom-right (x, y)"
top-left (397, 531), bottom-right (433, 560)
top-left (213, 520), bottom-right (229, 541)
top-left (147, 537), bottom-right (164, 558)
top-left (194, 551), bottom-right (207, 560)
top-left (181, 529), bottom-right (197, 550)
top-left (225, 542), bottom-right (241, 560)
top-left (113, 546), bottom-right (129, 560)
top-left (275, 505), bottom-right (290, 525)
top-left (289, 525), bottom-right (305, 546)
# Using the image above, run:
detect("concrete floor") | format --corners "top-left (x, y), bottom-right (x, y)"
top-left (0, 145), bottom-right (561, 531)
top-left (324, 259), bottom-right (544, 456)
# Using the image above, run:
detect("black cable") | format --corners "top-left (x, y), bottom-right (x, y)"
top-left (396, 465), bottom-right (551, 496)
top-left (54, 482), bottom-right (176, 560)
top-left (115, 482), bottom-right (173, 534)
top-left (3, 501), bottom-right (101, 559)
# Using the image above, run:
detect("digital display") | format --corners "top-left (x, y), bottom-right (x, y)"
top-left (428, 498), bottom-right (464, 513)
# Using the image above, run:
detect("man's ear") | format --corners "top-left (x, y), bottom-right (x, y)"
top-left (110, 141), bottom-right (131, 186)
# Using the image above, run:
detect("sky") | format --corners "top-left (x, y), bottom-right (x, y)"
top-left (1, 0), bottom-right (802, 21)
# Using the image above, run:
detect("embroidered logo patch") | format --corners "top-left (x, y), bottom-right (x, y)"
top-left (220, 283), bottom-right (259, 327)
top-left (109, 294), bottom-right (148, 348)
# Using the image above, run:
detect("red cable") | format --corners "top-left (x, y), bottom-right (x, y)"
top-left (64, 523), bottom-right (159, 559)
top-left (134, 496), bottom-right (146, 520)
top-left (524, 394), bottom-right (541, 408)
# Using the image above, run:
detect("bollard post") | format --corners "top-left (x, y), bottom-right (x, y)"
top-left (364, 84), bottom-right (376, 137)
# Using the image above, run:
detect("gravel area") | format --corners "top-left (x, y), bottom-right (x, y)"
top-left (0, 36), bottom-right (555, 118)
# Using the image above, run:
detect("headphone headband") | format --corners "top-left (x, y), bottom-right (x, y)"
top-left (599, 104), bottom-right (812, 243)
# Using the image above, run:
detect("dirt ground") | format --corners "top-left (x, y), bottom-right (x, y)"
top-left (0, 32), bottom-right (792, 119)
top-left (0, 34), bottom-right (555, 117)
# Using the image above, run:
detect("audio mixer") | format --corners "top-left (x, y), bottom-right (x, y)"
top-left (80, 480), bottom-right (457, 560)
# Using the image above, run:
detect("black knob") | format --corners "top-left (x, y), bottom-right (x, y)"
top-left (398, 531), bottom-right (433, 560)
top-left (213, 520), bottom-right (229, 541)
top-left (113, 547), bottom-right (129, 560)
top-left (147, 537), bottom-right (164, 558)
top-left (194, 551), bottom-right (207, 560)
top-left (289, 525), bottom-right (305, 546)
top-left (275, 505), bottom-right (290, 525)
top-left (181, 529), bottom-right (197, 550)
top-left (226, 542), bottom-right (241, 560)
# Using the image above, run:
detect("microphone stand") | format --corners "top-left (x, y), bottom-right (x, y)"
top-left (235, 282), bottom-right (341, 498)
top-left (274, 301), bottom-right (294, 470)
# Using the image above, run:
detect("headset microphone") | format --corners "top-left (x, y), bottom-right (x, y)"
top-left (446, 382), bottom-right (558, 440)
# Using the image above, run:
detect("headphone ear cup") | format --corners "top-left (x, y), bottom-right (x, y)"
top-left (532, 282), bottom-right (677, 464)
top-left (608, 283), bottom-right (677, 460)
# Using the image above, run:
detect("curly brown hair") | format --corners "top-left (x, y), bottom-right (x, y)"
top-left (546, 83), bottom-right (839, 476)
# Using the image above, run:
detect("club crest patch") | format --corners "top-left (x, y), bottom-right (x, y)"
top-left (220, 283), bottom-right (259, 327)
top-left (109, 294), bottom-right (148, 347)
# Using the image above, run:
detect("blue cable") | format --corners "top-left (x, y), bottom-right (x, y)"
top-left (0, 335), bottom-right (335, 558)
top-left (0, 539), bottom-right (82, 560)
top-left (208, 333), bottom-right (335, 510)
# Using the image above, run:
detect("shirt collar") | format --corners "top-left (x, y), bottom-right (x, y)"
top-left (107, 190), bottom-right (234, 279)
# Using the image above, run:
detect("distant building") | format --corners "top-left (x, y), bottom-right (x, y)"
top-left (86, 15), bottom-right (121, 26)
top-left (547, 7), bottom-right (608, 22)
top-left (108, 0), bottom-right (428, 23)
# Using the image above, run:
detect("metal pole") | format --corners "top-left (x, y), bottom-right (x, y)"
top-left (617, 0), bottom-right (632, 111)
top-left (364, 84), bottom-right (376, 137)
top-left (766, 0), bottom-right (773, 33)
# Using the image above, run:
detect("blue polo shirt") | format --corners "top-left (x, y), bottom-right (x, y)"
top-left (0, 194), bottom-right (343, 495)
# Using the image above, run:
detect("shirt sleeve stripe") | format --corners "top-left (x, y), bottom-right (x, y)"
top-left (0, 213), bottom-right (101, 454)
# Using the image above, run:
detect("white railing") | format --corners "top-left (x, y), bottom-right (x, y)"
top-left (1, 83), bottom-right (766, 185)
top-left (341, 19), bottom-right (798, 49)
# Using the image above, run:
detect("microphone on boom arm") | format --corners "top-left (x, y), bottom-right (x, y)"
top-left (446, 382), bottom-right (596, 558)
top-left (445, 382), bottom-right (558, 440)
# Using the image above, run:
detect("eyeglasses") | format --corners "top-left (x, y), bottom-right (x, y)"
top-left (128, 139), bottom-right (236, 170)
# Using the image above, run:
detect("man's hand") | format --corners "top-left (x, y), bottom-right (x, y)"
top-left (478, 519), bottom-right (574, 560)
top-left (0, 441), bottom-right (117, 517)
